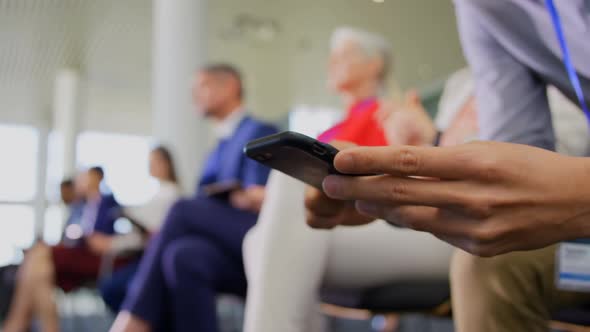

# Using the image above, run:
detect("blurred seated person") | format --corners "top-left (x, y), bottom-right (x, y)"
top-left (60, 178), bottom-right (84, 215)
top-left (3, 167), bottom-right (121, 332)
top-left (242, 27), bottom-right (453, 332)
top-left (58, 178), bottom-right (85, 238)
top-left (110, 64), bottom-right (277, 332)
top-left (99, 146), bottom-right (181, 312)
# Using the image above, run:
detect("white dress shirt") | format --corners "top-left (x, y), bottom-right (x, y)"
top-left (211, 107), bottom-right (246, 140)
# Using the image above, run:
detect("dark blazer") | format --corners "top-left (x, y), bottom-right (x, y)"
top-left (197, 115), bottom-right (278, 194)
top-left (92, 194), bottom-right (121, 235)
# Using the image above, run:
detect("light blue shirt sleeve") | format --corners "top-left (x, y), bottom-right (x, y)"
top-left (455, 0), bottom-right (556, 150)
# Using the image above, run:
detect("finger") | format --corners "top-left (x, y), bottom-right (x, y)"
top-left (306, 211), bottom-right (340, 229)
top-left (354, 202), bottom-right (481, 239)
top-left (334, 145), bottom-right (480, 179)
top-left (433, 234), bottom-right (470, 250)
top-left (323, 175), bottom-right (468, 209)
top-left (329, 140), bottom-right (358, 151)
top-left (435, 234), bottom-right (507, 257)
top-left (431, 234), bottom-right (494, 256)
top-left (304, 188), bottom-right (347, 216)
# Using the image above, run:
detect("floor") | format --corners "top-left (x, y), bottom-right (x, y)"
top-left (39, 291), bottom-right (456, 332)
top-left (3, 288), bottom-right (570, 332)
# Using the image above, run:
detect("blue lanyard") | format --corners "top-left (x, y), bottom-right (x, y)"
top-left (545, 0), bottom-right (590, 128)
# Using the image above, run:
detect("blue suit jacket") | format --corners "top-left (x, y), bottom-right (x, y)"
top-left (92, 194), bottom-right (121, 235)
top-left (197, 115), bottom-right (278, 194)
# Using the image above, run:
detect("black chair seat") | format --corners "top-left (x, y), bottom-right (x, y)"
top-left (321, 279), bottom-right (450, 314)
top-left (551, 306), bottom-right (590, 326)
top-left (320, 279), bottom-right (590, 327)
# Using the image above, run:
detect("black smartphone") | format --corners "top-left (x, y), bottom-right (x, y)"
top-left (244, 131), bottom-right (342, 189)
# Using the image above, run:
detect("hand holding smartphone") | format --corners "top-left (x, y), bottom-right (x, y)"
top-left (244, 131), bottom-right (343, 189)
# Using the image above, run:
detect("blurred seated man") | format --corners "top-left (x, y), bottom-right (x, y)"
top-left (58, 178), bottom-right (85, 242)
top-left (110, 64), bottom-right (277, 332)
top-left (3, 167), bottom-right (121, 332)
top-left (60, 178), bottom-right (84, 221)
top-left (242, 27), bottom-right (453, 332)
top-left (99, 146), bottom-right (181, 312)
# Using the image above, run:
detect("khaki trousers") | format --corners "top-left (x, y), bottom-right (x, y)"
top-left (451, 245), bottom-right (590, 332)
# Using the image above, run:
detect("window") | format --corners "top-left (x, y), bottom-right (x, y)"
top-left (0, 124), bottom-right (38, 202)
top-left (0, 124), bottom-right (39, 266)
top-left (76, 131), bottom-right (158, 206)
top-left (0, 205), bottom-right (35, 248)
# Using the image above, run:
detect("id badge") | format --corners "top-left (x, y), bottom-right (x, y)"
top-left (557, 240), bottom-right (590, 292)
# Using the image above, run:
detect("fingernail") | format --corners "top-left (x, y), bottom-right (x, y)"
top-left (322, 175), bottom-right (342, 198)
top-left (356, 201), bottom-right (378, 216)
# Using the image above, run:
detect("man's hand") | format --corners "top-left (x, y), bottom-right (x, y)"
top-left (376, 90), bottom-right (437, 146)
top-left (321, 141), bottom-right (590, 256)
top-left (305, 140), bottom-right (375, 229)
top-left (230, 186), bottom-right (266, 213)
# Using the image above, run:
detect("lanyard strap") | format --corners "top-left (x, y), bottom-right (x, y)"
top-left (545, 0), bottom-right (590, 128)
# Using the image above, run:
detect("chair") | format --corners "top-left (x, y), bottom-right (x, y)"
top-left (56, 248), bottom-right (142, 332)
top-left (320, 279), bottom-right (451, 332)
top-left (551, 307), bottom-right (590, 332)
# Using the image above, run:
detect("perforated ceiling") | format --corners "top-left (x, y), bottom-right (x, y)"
top-left (0, 0), bottom-right (151, 123)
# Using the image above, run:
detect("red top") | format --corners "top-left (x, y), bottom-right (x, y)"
top-left (318, 98), bottom-right (388, 146)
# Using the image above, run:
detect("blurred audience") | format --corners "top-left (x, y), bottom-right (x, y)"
top-left (3, 167), bottom-right (121, 332)
top-left (99, 146), bottom-right (181, 312)
top-left (110, 64), bottom-right (277, 332)
top-left (242, 27), bottom-right (452, 332)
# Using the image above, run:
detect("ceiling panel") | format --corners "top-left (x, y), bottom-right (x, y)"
top-left (0, 0), bottom-right (152, 121)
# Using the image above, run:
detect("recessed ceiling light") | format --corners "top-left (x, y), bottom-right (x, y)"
top-left (373, 0), bottom-right (385, 3)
